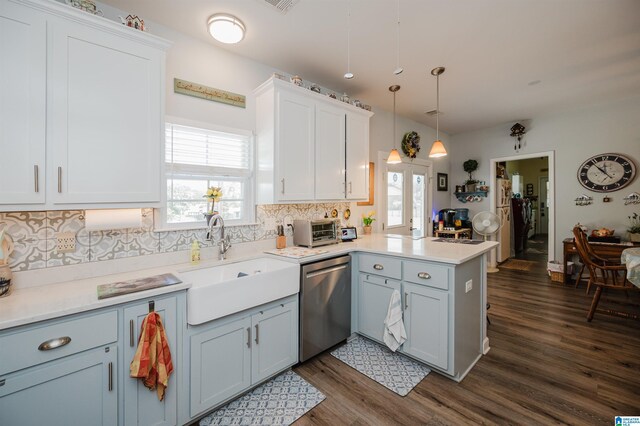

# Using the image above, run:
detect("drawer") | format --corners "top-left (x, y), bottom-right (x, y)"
top-left (358, 254), bottom-right (402, 280)
top-left (403, 260), bottom-right (450, 290)
top-left (0, 310), bottom-right (118, 375)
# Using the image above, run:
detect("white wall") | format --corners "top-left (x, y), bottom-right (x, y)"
top-left (449, 96), bottom-right (640, 259)
top-left (99, 2), bottom-right (450, 230)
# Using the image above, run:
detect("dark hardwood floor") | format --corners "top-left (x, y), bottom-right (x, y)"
top-left (293, 248), bottom-right (640, 425)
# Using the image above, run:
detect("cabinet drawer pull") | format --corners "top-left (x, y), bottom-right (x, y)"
top-left (129, 320), bottom-right (135, 347)
top-left (373, 264), bottom-right (384, 270)
top-left (34, 165), bottom-right (39, 193)
top-left (0, 379), bottom-right (5, 387)
top-left (281, 178), bottom-right (285, 194)
top-left (57, 167), bottom-right (62, 193)
top-left (108, 362), bottom-right (113, 391)
top-left (38, 336), bottom-right (71, 351)
top-left (255, 324), bottom-right (259, 344)
top-left (247, 327), bottom-right (251, 348)
top-left (405, 293), bottom-right (409, 310)
top-left (417, 272), bottom-right (431, 280)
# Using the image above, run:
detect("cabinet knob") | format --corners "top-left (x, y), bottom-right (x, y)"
top-left (417, 272), bottom-right (431, 280)
top-left (255, 324), bottom-right (260, 344)
top-left (373, 264), bottom-right (384, 270)
top-left (108, 362), bottom-right (113, 391)
top-left (404, 292), bottom-right (409, 310)
top-left (57, 167), bottom-right (62, 193)
top-left (246, 327), bottom-right (251, 348)
top-left (281, 178), bottom-right (285, 194)
top-left (34, 165), bottom-right (39, 193)
top-left (38, 336), bottom-right (71, 351)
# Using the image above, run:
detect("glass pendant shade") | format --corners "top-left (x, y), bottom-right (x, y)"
top-left (387, 148), bottom-right (402, 164)
top-left (428, 140), bottom-right (447, 158)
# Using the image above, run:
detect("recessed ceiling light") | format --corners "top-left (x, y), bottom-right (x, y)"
top-left (208, 14), bottom-right (246, 44)
top-left (528, 80), bottom-right (541, 86)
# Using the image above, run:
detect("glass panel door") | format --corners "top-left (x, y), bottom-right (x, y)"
top-left (387, 171), bottom-right (404, 227)
top-left (412, 173), bottom-right (425, 237)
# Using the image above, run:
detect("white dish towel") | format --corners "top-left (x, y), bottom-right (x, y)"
top-left (383, 289), bottom-right (407, 352)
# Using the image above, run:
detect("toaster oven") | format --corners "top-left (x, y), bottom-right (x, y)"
top-left (293, 219), bottom-right (338, 248)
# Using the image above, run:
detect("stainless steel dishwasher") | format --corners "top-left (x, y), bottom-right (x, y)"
top-left (299, 255), bottom-right (351, 362)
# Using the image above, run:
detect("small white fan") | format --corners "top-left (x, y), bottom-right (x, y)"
top-left (472, 211), bottom-right (502, 273)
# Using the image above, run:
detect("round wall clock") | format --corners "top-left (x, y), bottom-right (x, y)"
top-left (577, 153), bottom-right (636, 192)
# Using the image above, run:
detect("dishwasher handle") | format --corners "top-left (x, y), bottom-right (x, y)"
top-left (305, 264), bottom-right (348, 279)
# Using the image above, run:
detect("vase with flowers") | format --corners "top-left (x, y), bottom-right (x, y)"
top-left (203, 186), bottom-right (223, 224)
top-left (628, 212), bottom-right (640, 242)
top-left (362, 210), bottom-right (375, 234)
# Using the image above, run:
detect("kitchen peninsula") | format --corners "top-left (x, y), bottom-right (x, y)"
top-left (0, 235), bottom-right (496, 425)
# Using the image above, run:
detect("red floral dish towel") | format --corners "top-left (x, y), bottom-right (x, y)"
top-left (130, 312), bottom-right (174, 401)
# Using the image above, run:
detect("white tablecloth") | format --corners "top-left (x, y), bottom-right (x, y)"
top-left (621, 248), bottom-right (640, 288)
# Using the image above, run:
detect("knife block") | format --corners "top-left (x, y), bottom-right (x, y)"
top-left (276, 235), bottom-right (286, 249)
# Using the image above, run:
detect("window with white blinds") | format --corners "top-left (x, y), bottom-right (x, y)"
top-left (163, 122), bottom-right (254, 227)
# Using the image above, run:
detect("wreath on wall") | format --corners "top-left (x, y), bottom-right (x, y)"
top-left (401, 131), bottom-right (421, 159)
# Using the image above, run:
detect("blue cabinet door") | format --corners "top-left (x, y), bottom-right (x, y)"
top-left (402, 282), bottom-right (449, 370)
top-left (123, 296), bottom-right (178, 426)
top-left (0, 345), bottom-right (117, 426)
top-left (251, 301), bottom-right (298, 383)
top-left (357, 273), bottom-right (401, 343)
top-left (189, 316), bottom-right (252, 418)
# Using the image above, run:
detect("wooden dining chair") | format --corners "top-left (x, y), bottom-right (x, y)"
top-left (572, 227), bottom-right (638, 321)
top-left (572, 227), bottom-right (621, 294)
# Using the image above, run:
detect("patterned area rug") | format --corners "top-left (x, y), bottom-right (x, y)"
top-left (330, 335), bottom-right (430, 396)
top-left (499, 258), bottom-right (537, 271)
top-left (199, 370), bottom-right (325, 426)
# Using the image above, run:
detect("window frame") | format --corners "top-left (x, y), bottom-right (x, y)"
top-left (156, 116), bottom-right (256, 231)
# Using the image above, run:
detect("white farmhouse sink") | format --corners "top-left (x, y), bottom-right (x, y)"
top-left (181, 257), bottom-right (300, 325)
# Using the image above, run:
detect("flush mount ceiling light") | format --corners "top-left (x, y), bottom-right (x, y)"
top-left (428, 66), bottom-right (448, 158)
top-left (207, 13), bottom-right (246, 44)
top-left (344, 0), bottom-right (354, 79)
top-left (387, 85), bottom-right (402, 164)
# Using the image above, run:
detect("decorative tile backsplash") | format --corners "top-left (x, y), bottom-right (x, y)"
top-left (0, 203), bottom-right (352, 272)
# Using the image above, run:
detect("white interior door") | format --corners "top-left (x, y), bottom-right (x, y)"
top-left (381, 154), bottom-right (431, 236)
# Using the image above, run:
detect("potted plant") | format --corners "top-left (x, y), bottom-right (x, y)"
top-left (463, 159), bottom-right (479, 192)
top-left (362, 210), bottom-right (376, 235)
top-left (628, 212), bottom-right (640, 242)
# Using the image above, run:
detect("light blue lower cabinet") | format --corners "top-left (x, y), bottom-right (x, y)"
top-left (401, 282), bottom-right (449, 370)
top-left (0, 344), bottom-right (118, 426)
top-left (357, 273), bottom-right (401, 343)
top-left (188, 297), bottom-right (298, 420)
top-left (189, 316), bottom-right (252, 418)
top-left (124, 297), bottom-right (178, 426)
top-left (251, 300), bottom-right (298, 383)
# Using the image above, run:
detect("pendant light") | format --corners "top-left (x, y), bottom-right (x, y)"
top-left (429, 67), bottom-right (448, 158)
top-left (393, 0), bottom-right (403, 75)
top-left (387, 85), bottom-right (402, 164)
top-left (344, 0), bottom-right (354, 79)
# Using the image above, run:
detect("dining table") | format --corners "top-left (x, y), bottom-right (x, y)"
top-left (622, 247), bottom-right (640, 288)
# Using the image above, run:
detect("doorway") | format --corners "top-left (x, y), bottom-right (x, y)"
top-left (489, 151), bottom-right (555, 268)
top-left (378, 151), bottom-right (433, 237)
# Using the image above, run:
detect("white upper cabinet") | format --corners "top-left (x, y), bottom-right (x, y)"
top-left (0, 1), bottom-right (46, 206)
top-left (255, 77), bottom-right (372, 203)
top-left (275, 89), bottom-right (315, 201)
top-left (0, 0), bottom-right (169, 211)
top-left (346, 111), bottom-right (370, 200)
top-left (315, 101), bottom-right (346, 200)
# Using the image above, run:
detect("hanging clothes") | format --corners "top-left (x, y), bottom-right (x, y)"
top-left (130, 311), bottom-right (174, 401)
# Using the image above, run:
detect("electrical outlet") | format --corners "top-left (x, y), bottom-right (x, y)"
top-left (56, 232), bottom-right (76, 253)
top-left (465, 279), bottom-right (473, 293)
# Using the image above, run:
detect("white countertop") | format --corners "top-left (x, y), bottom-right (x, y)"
top-left (0, 235), bottom-right (497, 331)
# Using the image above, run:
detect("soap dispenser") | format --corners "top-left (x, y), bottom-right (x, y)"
top-left (190, 240), bottom-right (200, 265)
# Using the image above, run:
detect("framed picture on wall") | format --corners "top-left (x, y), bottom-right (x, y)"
top-left (437, 173), bottom-right (448, 191)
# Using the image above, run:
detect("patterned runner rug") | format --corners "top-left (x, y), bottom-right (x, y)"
top-left (199, 370), bottom-right (325, 425)
top-left (330, 335), bottom-right (430, 396)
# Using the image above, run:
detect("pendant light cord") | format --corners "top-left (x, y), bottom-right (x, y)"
top-left (396, 0), bottom-right (400, 70)
top-left (346, 0), bottom-right (351, 74)
top-left (393, 90), bottom-right (397, 149)
top-left (436, 73), bottom-right (440, 141)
